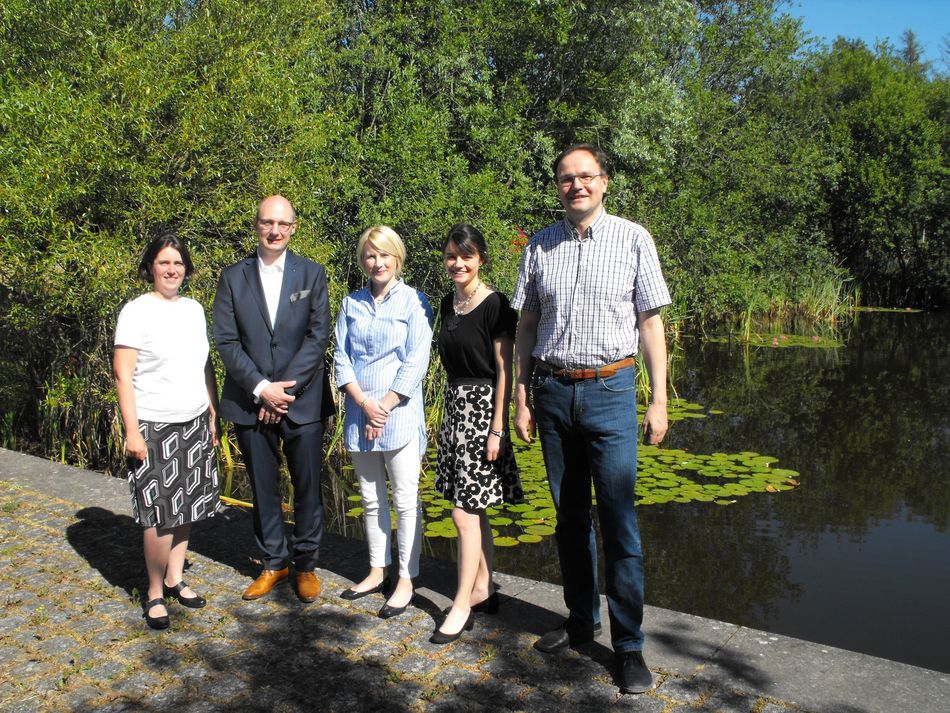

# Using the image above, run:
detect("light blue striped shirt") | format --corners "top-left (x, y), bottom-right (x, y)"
top-left (334, 279), bottom-right (433, 455)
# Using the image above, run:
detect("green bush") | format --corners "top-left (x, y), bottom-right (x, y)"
top-left (0, 1), bottom-right (945, 467)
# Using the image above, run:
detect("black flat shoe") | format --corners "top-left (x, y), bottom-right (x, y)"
top-left (163, 580), bottom-right (206, 609)
top-left (430, 611), bottom-right (475, 645)
top-left (534, 619), bottom-right (602, 653)
top-left (340, 580), bottom-right (386, 601)
top-left (471, 591), bottom-right (499, 614)
top-left (378, 594), bottom-right (413, 619)
top-left (144, 598), bottom-right (170, 630)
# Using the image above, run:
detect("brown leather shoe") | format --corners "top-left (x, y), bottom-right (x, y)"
top-left (296, 571), bottom-right (321, 603)
top-left (242, 567), bottom-right (289, 600)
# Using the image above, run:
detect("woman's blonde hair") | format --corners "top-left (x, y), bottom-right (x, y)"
top-left (356, 225), bottom-right (406, 276)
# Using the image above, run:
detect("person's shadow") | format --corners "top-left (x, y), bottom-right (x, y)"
top-left (65, 506), bottom-right (147, 599)
top-left (65, 505), bottom-right (261, 599)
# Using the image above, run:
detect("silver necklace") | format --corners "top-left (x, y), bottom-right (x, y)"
top-left (448, 282), bottom-right (482, 331)
top-left (453, 281), bottom-right (482, 315)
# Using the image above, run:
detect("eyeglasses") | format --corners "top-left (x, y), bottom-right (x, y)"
top-left (257, 219), bottom-right (296, 232)
top-left (557, 174), bottom-right (605, 188)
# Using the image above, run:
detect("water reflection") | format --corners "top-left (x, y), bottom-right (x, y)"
top-left (647, 311), bottom-right (950, 673)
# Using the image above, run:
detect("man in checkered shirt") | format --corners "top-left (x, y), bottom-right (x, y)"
top-left (511, 144), bottom-right (670, 695)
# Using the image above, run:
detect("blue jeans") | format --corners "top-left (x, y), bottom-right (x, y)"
top-left (532, 365), bottom-right (644, 653)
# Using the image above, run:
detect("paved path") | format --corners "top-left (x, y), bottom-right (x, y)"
top-left (1, 448), bottom-right (947, 712)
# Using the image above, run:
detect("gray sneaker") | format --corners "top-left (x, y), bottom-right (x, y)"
top-left (616, 651), bottom-right (654, 694)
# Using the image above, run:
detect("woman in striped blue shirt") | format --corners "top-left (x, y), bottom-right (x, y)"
top-left (333, 225), bottom-right (433, 619)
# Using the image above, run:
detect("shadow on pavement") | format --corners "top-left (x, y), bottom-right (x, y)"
top-left (65, 507), bottom-right (145, 599)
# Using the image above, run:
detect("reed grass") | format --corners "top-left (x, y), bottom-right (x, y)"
top-left (0, 412), bottom-right (14, 450)
top-left (16, 301), bottom-right (689, 516)
top-left (728, 270), bottom-right (853, 343)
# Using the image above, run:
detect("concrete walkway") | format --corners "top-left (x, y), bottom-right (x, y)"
top-left (1, 447), bottom-right (947, 712)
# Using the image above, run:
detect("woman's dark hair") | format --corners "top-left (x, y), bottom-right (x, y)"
top-left (137, 233), bottom-right (195, 281)
top-left (442, 223), bottom-right (489, 265)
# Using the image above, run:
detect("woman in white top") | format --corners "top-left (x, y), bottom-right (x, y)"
top-left (333, 225), bottom-right (432, 619)
top-left (114, 233), bottom-right (220, 630)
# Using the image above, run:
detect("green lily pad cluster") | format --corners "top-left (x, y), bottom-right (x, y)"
top-left (340, 398), bottom-right (801, 548)
top-left (636, 447), bottom-right (800, 506)
top-left (418, 464), bottom-right (562, 545)
top-left (651, 397), bottom-right (716, 422)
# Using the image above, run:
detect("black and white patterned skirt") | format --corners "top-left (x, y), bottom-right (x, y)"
top-left (435, 382), bottom-right (522, 509)
top-left (127, 410), bottom-right (221, 529)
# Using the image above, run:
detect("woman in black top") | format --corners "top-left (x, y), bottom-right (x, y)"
top-left (431, 224), bottom-right (522, 644)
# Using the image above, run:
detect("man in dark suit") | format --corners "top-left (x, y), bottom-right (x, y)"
top-left (212, 195), bottom-right (332, 602)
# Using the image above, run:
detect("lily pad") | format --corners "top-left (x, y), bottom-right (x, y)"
top-left (525, 524), bottom-right (556, 536)
top-left (345, 400), bottom-right (802, 550)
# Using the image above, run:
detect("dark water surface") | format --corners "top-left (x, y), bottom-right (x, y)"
top-left (324, 311), bottom-right (950, 673)
top-left (637, 310), bottom-right (950, 674)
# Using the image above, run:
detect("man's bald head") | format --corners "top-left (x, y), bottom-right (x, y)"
top-left (255, 195), bottom-right (297, 265)
top-left (256, 195), bottom-right (296, 223)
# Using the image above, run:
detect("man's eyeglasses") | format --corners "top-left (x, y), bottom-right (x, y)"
top-left (557, 174), bottom-right (605, 188)
top-left (258, 219), bottom-right (296, 232)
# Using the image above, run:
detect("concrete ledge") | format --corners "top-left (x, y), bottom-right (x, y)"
top-left (2, 447), bottom-right (948, 712)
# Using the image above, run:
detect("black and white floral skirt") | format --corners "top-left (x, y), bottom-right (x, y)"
top-left (127, 410), bottom-right (221, 529)
top-left (435, 382), bottom-right (522, 509)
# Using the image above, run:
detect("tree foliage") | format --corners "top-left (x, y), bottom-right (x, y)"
top-left (804, 38), bottom-right (949, 306)
top-left (0, 0), bottom-right (946, 465)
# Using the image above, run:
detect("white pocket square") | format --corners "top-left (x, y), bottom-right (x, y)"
top-left (289, 289), bottom-right (311, 303)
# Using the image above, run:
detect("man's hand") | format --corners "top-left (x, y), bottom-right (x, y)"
top-left (637, 308), bottom-right (669, 446)
top-left (260, 380), bottom-right (296, 413)
top-left (641, 402), bottom-right (668, 445)
top-left (257, 405), bottom-right (284, 425)
top-left (513, 310), bottom-right (539, 445)
top-left (209, 415), bottom-right (220, 447)
top-left (514, 402), bottom-right (535, 443)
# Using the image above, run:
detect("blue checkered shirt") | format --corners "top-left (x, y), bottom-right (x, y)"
top-left (511, 210), bottom-right (671, 369)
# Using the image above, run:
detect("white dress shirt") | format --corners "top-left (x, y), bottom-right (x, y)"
top-left (252, 249), bottom-right (287, 399)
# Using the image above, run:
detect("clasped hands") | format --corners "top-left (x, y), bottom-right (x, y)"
top-left (362, 398), bottom-right (390, 441)
top-left (257, 380), bottom-right (296, 425)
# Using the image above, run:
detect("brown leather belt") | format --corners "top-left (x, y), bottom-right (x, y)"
top-left (535, 356), bottom-right (636, 380)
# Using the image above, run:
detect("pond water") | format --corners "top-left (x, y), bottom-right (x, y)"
top-left (316, 310), bottom-right (949, 673)
top-left (638, 310), bottom-right (950, 674)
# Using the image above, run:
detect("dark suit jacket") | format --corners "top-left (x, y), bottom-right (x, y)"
top-left (212, 250), bottom-right (334, 426)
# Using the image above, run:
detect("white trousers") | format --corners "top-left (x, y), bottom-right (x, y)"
top-left (350, 435), bottom-right (422, 579)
